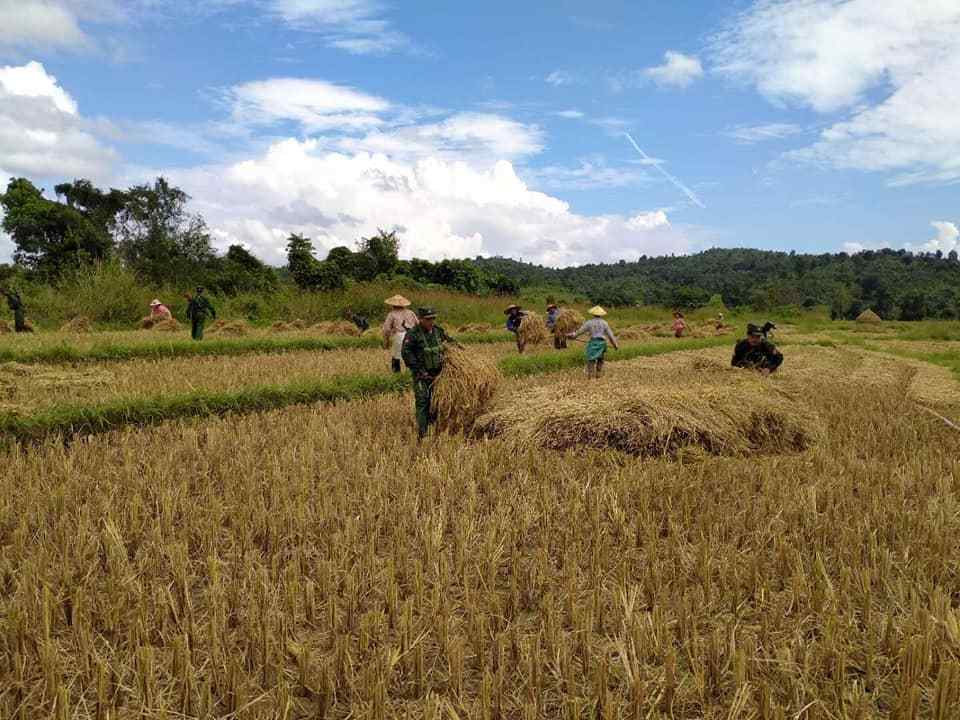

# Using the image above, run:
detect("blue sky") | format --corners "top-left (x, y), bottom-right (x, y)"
top-left (0, 0), bottom-right (958, 266)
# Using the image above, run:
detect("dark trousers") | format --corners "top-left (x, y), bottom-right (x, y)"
top-left (554, 334), bottom-right (567, 349)
top-left (414, 376), bottom-right (437, 438)
top-left (391, 359), bottom-right (402, 373)
top-left (191, 318), bottom-right (206, 341)
top-left (13, 309), bottom-right (27, 333)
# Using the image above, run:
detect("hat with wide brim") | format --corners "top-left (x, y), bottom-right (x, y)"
top-left (546, 303), bottom-right (558, 310)
top-left (149, 299), bottom-right (162, 307)
top-left (588, 306), bottom-right (607, 317)
top-left (384, 295), bottom-right (411, 307)
top-left (503, 304), bottom-right (521, 314)
top-left (418, 307), bottom-right (437, 319)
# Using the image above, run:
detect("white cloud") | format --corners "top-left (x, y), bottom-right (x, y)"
top-left (914, 221), bottom-right (959, 255)
top-left (227, 77), bottom-right (389, 131)
top-left (545, 70), bottom-right (576, 87)
top-left (270, 0), bottom-right (411, 55)
top-left (164, 138), bottom-right (690, 267)
top-left (713, 0), bottom-right (960, 184)
top-left (643, 51), bottom-right (704, 88)
top-left (0, 61), bottom-right (115, 178)
top-left (0, 0), bottom-right (89, 52)
top-left (524, 158), bottom-right (648, 191)
top-left (724, 122), bottom-right (802, 144)
top-left (556, 109), bottom-right (585, 120)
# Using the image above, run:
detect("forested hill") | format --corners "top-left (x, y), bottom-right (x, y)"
top-left (473, 248), bottom-right (960, 320)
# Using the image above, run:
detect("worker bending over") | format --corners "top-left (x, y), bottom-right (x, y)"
top-left (732, 323), bottom-right (783, 375)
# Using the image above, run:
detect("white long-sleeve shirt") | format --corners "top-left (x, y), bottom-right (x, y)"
top-left (572, 318), bottom-right (618, 344)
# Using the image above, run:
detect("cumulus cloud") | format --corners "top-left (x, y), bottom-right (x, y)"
top-left (643, 51), bottom-right (704, 88)
top-left (914, 221), bottom-right (959, 255)
top-left (0, 0), bottom-right (89, 52)
top-left (164, 138), bottom-right (690, 267)
top-left (0, 61), bottom-right (115, 179)
top-left (712, 0), bottom-right (960, 184)
top-left (724, 122), bottom-right (802, 144)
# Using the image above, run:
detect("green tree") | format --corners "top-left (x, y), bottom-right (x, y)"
top-left (1, 178), bottom-right (115, 278)
top-left (286, 234), bottom-right (344, 291)
top-left (356, 228), bottom-right (400, 279)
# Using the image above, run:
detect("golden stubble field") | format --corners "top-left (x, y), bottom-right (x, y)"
top-left (1, 338), bottom-right (960, 719)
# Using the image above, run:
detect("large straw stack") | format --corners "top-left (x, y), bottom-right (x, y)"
top-left (553, 309), bottom-right (583, 337)
top-left (60, 316), bottom-right (93, 333)
top-left (210, 319), bottom-right (250, 336)
top-left (518, 312), bottom-right (549, 346)
top-left (856, 309), bottom-right (882, 324)
top-left (430, 345), bottom-right (501, 434)
top-left (312, 320), bottom-right (363, 336)
top-left (152, 318), bottom-right (182, 332)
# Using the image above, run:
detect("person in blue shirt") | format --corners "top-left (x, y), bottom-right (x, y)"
top-left (504, 304), bottom-right (526, 353)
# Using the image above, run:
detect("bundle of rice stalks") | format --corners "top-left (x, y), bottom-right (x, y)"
top-left (0, 362), bottom-right (113, 390)
top-left (211, 320), bottom-right (250, 336)
top-left (0, 320), bottom-right (11, 334)
top-left (475, 374), bottom-right (822, 458)
top-left (857, 308), bottom-right (882, 323)
top-left (518, 312), bottom-right (549, 346)
top-left (152, 318), bottom-right (182, 332)
top-left (457, 322), bottom-right (493, 334)
top-left (553, 309), bottom-right (583, 337)
top-left (615, 327), bottom-right (648, 341)
top-left (289, 318), bottom-right (308, 330)
top-left (60, 316), bottom-right (93, 333)
top-left (270, 321), bottom-right (292, 332)
top-left (431, 345), bottom-right (502, 434)
top-left (312, 321), bottom-right (362, 336)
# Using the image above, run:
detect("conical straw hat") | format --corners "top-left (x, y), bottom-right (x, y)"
top-left (588, 306), bottom-right (607, 317)
top-left (384, 295), bottom-right (411, 307)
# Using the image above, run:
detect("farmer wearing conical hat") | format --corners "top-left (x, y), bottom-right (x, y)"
top-left (732, 323), bottom-right (783, 375)
top-left (185, 286), bottom-right (216, 341)
top-left (382, 294), bottom-right (418, 373)
top-left (504, 304), bottom-right (527, 353)
top-left (0, 286), bottom-right (29, 332)
top-left (568, 306), bottom-right (619, 379)
top-left (402, 307), bottom-right (457, 440)
top-left (149, 298), bottom-right (172, 321)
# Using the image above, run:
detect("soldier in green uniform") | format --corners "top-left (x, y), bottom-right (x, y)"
top-left (1, 287), bottom-right (29, 332)
top-left (401, 307), bottom-right (456, 440)
top-left (732, 323), bottom-right (783, 374)
top-left (185, 286), bottom-right (216, 341)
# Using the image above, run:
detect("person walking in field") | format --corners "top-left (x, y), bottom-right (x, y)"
top-left (545, 303), bottom-right (567, 349)
top-left (382, 295), bottom-right (418, 373)
top-left (672, 311), bottom-right (687, 338)
top-left (568, 306), bottom-right (619, 379)
top-left (732, 323), bottom-right (783, 375)
top-left (1, 287), bottom-right (30, 332)
top-left (185, 286), bottom-right (216, 341)
top-left (149, 299), bottom-right (172, 321)
top-left (504, 304), bottom-right (527, 353)
top-left (402, 307), bottom-right (456, 440)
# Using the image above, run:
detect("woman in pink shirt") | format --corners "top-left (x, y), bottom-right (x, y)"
top-left (672, 311), bottom-right (687, 338)
top-left (149, 299), bottom-right (172, 321)
top-left (382, 295), bottom-right (418, 373)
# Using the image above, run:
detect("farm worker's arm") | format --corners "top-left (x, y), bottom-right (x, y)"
top-left (401, 331), bottom-right (425, 378)
top-left (208, 299), bottom-right (217, 320)
top-left (381, 313), bottom-right (394, 347)
top-left (568, 321), bottom-right (589, 339)
top-left (440, 326), bottom-right (463, 349)
top-left (604, 321), bottom-right (619, 351)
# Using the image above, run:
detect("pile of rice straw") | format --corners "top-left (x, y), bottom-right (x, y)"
top-left (0, 320), bottom-right (11, 334)
top-left (312, 320), bottom-right (363, 336)
top-left (152, 318), bottom-right (181, 332)
top-left (430, 345), bottom-right (502, 434)
top-left (457, 322), bottom-right (493, 334)
top-left (210, 319), bottom-right (250, 336)
top-left (289, 318), bottom-right (308, 330)
top-left (518, 311), bottom-right (549, 345)
top-left (616, 326), bottom-right (649, 341)
top-left (60, 316), bottom-right (93, 333)
top-left (553, 308), bottom-right (583, 337)
top-left (857, 309), bottom-right (882, 323)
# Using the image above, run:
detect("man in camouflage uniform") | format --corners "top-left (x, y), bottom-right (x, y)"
top-left (732, 323), bottom-right (783, 374)
top-left (401, 307), bottom-right (456, 440)
top-left (1, 287), bottom-right (29, 332)
top-left (185, 286), bottom-right (216, 341)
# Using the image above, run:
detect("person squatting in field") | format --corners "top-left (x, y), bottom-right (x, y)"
top-left (568, 306), bottom-right (619, 379)
top-left (672, 311), bottom-right (687, 338)
top-left (402, 307), bottom-right (457, 440)
top-left (732, 323), bottom-right (783, 374)
top-left (504, 304), bottom-right (526, 353)
top-left (1, 287), bottom-right (30, 332)
top-left (185, 286), bottom-right (216, 341)
top-left (149, 299), bottom-right (172, 321)
top-left (381, 294), bottom-right (418, 373)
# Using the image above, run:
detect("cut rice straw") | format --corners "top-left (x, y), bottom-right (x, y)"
top-left (518, 311), bottom-right (549, 346)
top-left (431, 345), bottom-right (501, 433)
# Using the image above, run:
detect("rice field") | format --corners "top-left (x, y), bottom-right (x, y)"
top-left (1, 323), bottom-right (960, 718)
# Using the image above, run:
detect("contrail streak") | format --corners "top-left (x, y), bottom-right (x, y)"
top-left (623, 132), bottom-right (706, 209)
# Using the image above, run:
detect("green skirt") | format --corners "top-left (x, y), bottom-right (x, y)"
top-left (585, 337), bottom-right (607, 362)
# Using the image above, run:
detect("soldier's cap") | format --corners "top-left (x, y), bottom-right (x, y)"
top-left (195, 286), bottom-right (204, 293)
top-left (747, 323), bottom-right (764, 337)
top-left (418, 307), bottom-right (437, 319)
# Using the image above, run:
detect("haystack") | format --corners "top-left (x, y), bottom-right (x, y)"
top-left (475, 374), bottom-right (821, 458)
top-left (457, 322), bottom-right (493, 334)
top-left (616, 326), bottom-right (648, 341)
top-left (211, 320), bottom-right (250, 337)
top-left (518, 312), bottom-right (549, 346)
top-left (856, 309), bottom-right (882, 324)
top-left (60, 316), bottom-right (93, 333)
top-left (139, 316), bottom-right (156, 329)
top-left (553, 308), bottom-right (583, 337)
top-left (431, 345), bottom-right (501, 434)
top-left (0, 320), bottom-right (11, 334)
top-left (312, 321), bottom-right (362, 337)
top-left (152, 318), bottom-right (181, 332)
